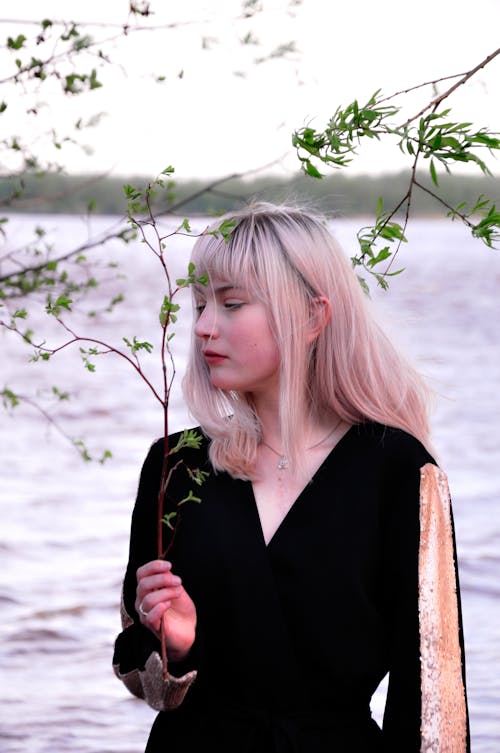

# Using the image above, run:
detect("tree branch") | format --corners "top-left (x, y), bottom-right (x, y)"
top-left (400, 47), bottom-right (500, 128)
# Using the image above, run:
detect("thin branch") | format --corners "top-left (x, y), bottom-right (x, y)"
top-left (0, 157), bottom-right (287, 287)
top-left (157, 457), bottom-right (183, 558)
top-left (0, 18), bottom-right (192, 29)
top-left (162, 154), bottom-right (287, 216)
top-left (400, 48), bottom-right (500, 128)
top-left (3, 391), bottom-right (85, 454)
top-left (377, 73), bottom-right (465, 105)
top-left (0, 225), bottom-right (128, 283)
top-left (413, 179), bottom-right (475, 229)
top-left (0, 170), bottom-right (114, 209)
top-left (381, 147), bottom-right (422, 278)
top-left (0, 318), bottom-right (164, 405)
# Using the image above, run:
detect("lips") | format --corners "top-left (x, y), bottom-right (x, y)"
top-left (203, 349), bottom-right (227, 363)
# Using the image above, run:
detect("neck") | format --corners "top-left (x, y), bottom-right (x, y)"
top-left (257, 414), bottom-right (346, 478)
top-left (253, 392), bottom-right (338, 451)
top-left (251, 391), bottom-right (282, 446)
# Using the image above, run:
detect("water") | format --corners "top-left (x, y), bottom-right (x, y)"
top-left (1, 214), bottom-right (499, 752)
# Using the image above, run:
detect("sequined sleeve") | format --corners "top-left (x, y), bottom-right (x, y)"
top-left (418, 463), bottom-right (468, 753)
top-left (112, 590), bottom-right (197, 711)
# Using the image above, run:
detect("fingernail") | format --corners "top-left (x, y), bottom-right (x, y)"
top-left (160, 561), bottom-right (172, 569)
top-left (171, 576), bottom-right (182, 585)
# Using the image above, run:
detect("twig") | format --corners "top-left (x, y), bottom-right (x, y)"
top-left (400, 48), bottom-right (500, 128)
top-left (0, 318), bottom-right (165, 405)
top-left (3, 391), bottom-right (82, 452)
top-left (413, 179), bottom-right (476, 229)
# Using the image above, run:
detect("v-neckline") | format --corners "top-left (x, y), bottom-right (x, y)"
top-left (250, 424), bottom-right (356, 548)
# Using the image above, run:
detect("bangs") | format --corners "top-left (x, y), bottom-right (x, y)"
top-left (190, 211), bottom-right (320, 302)
top-left (190, 222), bottom-right (261, 293)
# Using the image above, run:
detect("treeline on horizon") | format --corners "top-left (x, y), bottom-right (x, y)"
top-left (1, 169), bottom-right (498, 218)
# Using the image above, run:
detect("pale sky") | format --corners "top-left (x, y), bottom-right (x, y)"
top-left (2, 0), bottom-right (499, 179)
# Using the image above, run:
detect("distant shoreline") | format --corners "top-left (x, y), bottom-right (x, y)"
top-left (1, 169), bottom-right (497, 217)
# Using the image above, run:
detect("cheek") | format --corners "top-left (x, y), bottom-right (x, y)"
top-left (253, 337), bottom-right (280, 369)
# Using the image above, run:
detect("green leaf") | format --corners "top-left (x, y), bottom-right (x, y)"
top-left (1, 388), bottom-right (20, 409)
top-left (99, 449), bottom-right (113, 464)
top-left (304, 159), bottom-right (323, 179)
top-left (123, 336), bottom-right (154, 354)
top-left (162, 511), bottom-right (177, 530)
top-left (219, 218), bottom-right (237, 241)
top-left (178, 489), bottom-right (202, 505)
top-left (207, 219), bottom-right (238, 242)
top-left (374, 274), bottom-right (389, 290)
top-left (74, 440), bottom-right (94, 462)
top-left (72, 35), bottom-right (93, 52)
top-left (7, 35), bottom-right (27, 50)
top-left (159, 296), bottom-right (180, 326)
top-left (367, 247), bottom-right (392, 268)
top-left (45, 294), bottom-right (72, 315)
top-left (169, 429), bottom-right (204, 454)
top-left (356, 275), bottom-right (370, 296)
top-left (430, 158), bottom-right (438, 187)
top-left (55, 295), bottom-right (72, 311)
top-left (64, 73), bottom-right (86, 94)
top-left (472, 132), bottom-right (500, 149)
top-left (52, 386), bottom-right (70, 400)
top-left (123, 184), bottom-right (142, 200)
top-left (187, 468), bottom-right (210, 486)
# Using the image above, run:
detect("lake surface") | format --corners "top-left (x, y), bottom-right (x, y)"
top-left (1, 214), bottom-right (499, 752)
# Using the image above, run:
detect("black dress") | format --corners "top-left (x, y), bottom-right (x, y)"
top-left (113, 422), bottom-right (469, 752)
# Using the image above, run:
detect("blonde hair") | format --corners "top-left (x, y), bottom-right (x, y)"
top-left (182, 201), bottom-right (433, 479)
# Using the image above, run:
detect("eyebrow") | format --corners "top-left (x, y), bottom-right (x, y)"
top-left (193, 282), bottom-right (244, 295)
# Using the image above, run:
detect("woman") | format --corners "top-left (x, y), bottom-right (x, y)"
top-left (113, 202), bottom-right (469, 752)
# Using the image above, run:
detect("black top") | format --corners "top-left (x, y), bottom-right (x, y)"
top-left (113, 422), bottom-right (469, 753)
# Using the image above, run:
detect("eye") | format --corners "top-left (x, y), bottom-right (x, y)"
top-left (224, 300), bottom-right (244, 310)
top-left (194, 301), bottom-right (206, 315)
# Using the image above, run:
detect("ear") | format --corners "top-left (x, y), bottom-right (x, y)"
top-left (307, 296), bottom-right (331, 343)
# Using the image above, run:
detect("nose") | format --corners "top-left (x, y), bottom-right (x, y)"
top-left (194, 304), bottom-right (219, 340)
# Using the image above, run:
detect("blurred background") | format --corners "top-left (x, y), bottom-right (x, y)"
top-left (1, 2), bottom-right (499, 751)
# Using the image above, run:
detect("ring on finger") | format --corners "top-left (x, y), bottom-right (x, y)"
top-left (138, 600), bottom-right (149, 617)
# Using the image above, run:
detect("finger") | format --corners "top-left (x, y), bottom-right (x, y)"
top-left (139, 585), bottom-right (182, 615)
top-left (136, 559), bottom-right (172, 581)
top-left (136, 572), bottom-right (182, 604)
top-left (139, 601), bottom-right (171, 636)
top-left (138, 571), bottom-right (182, 593)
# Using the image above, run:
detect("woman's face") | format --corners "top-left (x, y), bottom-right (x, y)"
top-left (193, 278), bottom-right (280, 398)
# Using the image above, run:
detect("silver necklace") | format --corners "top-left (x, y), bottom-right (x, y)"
top-left (261, 418), bottom-right (342, 471)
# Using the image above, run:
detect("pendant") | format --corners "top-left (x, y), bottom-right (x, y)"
top-left (277, 456), bottom-right (288, 471)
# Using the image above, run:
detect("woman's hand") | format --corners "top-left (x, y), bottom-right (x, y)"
top-left (135, 559), bottom-right (197, 663)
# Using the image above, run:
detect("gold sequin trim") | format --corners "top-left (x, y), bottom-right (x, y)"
top-left (419, 463), bottom-right (467, 752)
